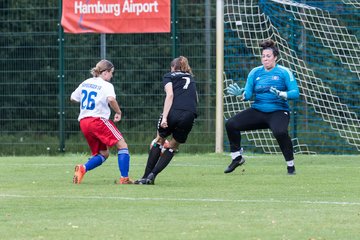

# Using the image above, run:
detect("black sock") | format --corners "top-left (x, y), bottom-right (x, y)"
top-left (142, 144), bottom-right (162, 178)
top-left (151, 149), bottom-right (174, 176)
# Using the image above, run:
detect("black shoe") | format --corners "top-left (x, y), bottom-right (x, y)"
top-left (145, 173), bottom-right (155, 185)
top-left (134, 178), bottom-right (147, 184)
top-left (287, 166), bottom-right (296, 175)
top-left (224, 156), bottom-right (245, 174)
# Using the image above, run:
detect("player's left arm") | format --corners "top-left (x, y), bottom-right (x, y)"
top-left (108, 96), bottom-right (122, 122)
top-left (284, 70), bottom-right (300, 100)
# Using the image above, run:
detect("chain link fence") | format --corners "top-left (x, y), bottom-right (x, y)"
top-left (0, 1), bottom-right (216, 155)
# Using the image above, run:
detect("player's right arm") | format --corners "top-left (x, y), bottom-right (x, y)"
top-left (70, 85), bottom-right (82, 103)
top-left (161, 82), bottom-right (174, 128)
top-left (243, 68), bottom-right (257, 100)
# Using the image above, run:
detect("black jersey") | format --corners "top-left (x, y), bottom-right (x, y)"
top-left (162, 71), bottom-right (197, 115)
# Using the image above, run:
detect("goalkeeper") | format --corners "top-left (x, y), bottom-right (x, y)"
top-left (225, 39), bottom-right (299, 175)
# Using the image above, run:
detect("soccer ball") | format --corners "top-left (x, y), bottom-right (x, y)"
top-left (150, 138), bottom-right (170, 154)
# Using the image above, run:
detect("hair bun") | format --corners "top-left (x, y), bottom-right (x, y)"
top-left (260, 39), bottom-right (275, 49)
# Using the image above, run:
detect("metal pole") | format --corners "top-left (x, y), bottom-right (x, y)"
top-left (290, 17), bottom-right (298, 141)
top-left (100, 34), bottom-right (106, 59)
top-left (205, 0), bottom-right (211, 132)
top-left (215, 0), bottom-right (224, 153)
top-left (171, 0), bottom-right (178, 58)
top-left (58, 0), bottom-right (65, 152)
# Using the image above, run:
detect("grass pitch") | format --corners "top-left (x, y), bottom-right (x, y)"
top-left (1, 153), bottom-right (359, 240)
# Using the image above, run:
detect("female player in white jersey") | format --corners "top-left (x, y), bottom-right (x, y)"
top-left (134, 56), bottom-right (198, 185)
top-left (225, 39), bottom-right (300, 175)
top-left (70, 59), bottom-right (133, 184)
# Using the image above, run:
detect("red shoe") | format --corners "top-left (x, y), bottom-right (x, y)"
top-left (73, 165), bottom-right (86, 184)
top-left (119, 177), bottom-right (134, 184)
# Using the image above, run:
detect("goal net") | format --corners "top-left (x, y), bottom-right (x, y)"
top-left (223, 0), bottom-right (360, 154)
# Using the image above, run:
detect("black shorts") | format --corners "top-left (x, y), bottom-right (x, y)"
top-left (157, 109), bottom-right (196, 144)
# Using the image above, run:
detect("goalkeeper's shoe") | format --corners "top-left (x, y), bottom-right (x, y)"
top-left (119, 177), bottom-right (134, 184)
top-left (73, 164), bottom-right (86, 184)
top-left (287, 166), bottom-right (296, 175)
top-left (224, 156), bottom-right (245, 174)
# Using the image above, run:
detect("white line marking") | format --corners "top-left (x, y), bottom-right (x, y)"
top-left (0, 163), bottom-right (225, 167)
top-left (2, 163), bottom-right (358, 169)
top-left (1, 194), bottom-right (359, 206)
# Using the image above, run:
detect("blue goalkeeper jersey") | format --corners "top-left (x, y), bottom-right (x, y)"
top-left (243, 64), bottom-right (299, 112)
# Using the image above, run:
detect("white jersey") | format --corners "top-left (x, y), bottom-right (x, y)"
top-left (71, 77), bottom-right (116, 121)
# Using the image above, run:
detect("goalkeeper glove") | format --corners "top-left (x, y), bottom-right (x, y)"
top-left (270, 86), bottom-right (287, 100)
top-left (227, 83), bottom-right (245, 99)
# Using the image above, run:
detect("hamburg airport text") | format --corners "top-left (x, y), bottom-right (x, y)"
top-left (74, 0), bottom-right (159, 17)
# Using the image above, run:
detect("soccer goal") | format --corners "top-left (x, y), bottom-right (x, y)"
top-left (221, 0), bottom-right (360, 154)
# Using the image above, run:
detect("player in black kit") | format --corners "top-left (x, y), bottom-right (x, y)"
top-left (134, 56), bottom-right (198, 185)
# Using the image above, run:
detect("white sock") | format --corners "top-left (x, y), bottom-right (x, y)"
top-left (286, 160), bottom-right (294, 167)
top-left (230, 151), bottom-right (241, 160)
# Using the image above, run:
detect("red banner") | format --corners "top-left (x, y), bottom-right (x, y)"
top-left (61, 0), bottom-right (170, 33)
